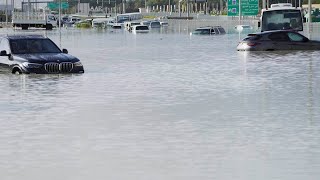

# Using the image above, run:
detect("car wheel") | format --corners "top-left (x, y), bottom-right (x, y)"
top-left (12, 69), bottom-right (22, 75)
top-left (46, 24), bottom-right (53, 30)
top-left (21, 24), bottom-right (28, 30)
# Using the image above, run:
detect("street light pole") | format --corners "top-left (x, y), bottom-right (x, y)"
top-left (59, 0), bottom-right (62, 48)
top-left (5, 0), bottom-right (8, 25)
top-left (187, 0), bottom-right (189, 18)
top-left (122, 0), bottom-right (125, 13)
top-left (308, 0), bottom-right (311, 39)
top-left (239, 0), bottom-right (241, 24)
top-left (59, 0), bottom-right (61, 29)
top-left (179, 0), bottom-right (181, 17)
top-left (78, 0), bottom-right (80, 14)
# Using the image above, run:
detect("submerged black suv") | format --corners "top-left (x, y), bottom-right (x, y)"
top-left (0, 35), bottom-right (84, 74)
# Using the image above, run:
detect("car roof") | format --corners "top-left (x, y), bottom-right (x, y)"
top-left (259, 30), bottom-right (296, 34)
top-left (248, 30), bottom-right (298, 36)
top-left (133, 25), bottom-right (148, 27)
top-left (1, 34), bottom-right (47, 40)
top-left (196, 26), bottom-right (224, 29)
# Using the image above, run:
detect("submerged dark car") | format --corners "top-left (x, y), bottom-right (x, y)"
top-left (237, 30), bottom-right (320, 51)
top-left (0, 35), bottom-right (84, 74)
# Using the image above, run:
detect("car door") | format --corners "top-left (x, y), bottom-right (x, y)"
top-left (287, 32), bottom-right (313, 50)
top-left (0, 38), bottom-right (12, 73)
top-left (210, 28), bottom-right (216, 35)
top-left (267, 32), bottom-right (291, 50)
top-left (268, 32), bottom-right (291, 50)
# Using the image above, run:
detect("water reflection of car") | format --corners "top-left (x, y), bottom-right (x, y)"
top-left (0, 35), bottom-right (84, 74)
top-left (237, 30), bottom-right (320, 51)
top-left (190, 26), bottom-right (226, 35)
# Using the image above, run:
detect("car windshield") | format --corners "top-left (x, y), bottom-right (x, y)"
top-left (10, 39), bottom-right (61, 54)
top-left (150, 22), bottom-right (160, 27)
top-left (243, 34), bottom-right (261, 41)
top-left (136, 26), bottom-right (148, 30)
top-left (261, 9), bottom-right (303, 31)
top-left (218, 27), bottom-right (226, 34)
top-left (194, 29), bottom-right (210, 34)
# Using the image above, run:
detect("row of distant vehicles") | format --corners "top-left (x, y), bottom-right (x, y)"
top-left (186, 3), bottom-right (320, 51)
top-left (0, 13), bottom-right (167, 75)
top-left (237, 3), bottom-right (320, 51)
top-left (2, 3), bottom-right (319, 75)
top-left (11, 12), bottom-right (166, 30)
top-left (60, 12), bottom-right (169, 32)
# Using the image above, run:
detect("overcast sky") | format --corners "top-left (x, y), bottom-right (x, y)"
top-left (5, 0), bottom-right (54, 8)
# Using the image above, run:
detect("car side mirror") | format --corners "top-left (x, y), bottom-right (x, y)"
top-left (0, 50), bottom-right (8, 56)
top-left (303, 38), bottom-right (309, 42)
top-left (62, 49), bottom-right (68, 54)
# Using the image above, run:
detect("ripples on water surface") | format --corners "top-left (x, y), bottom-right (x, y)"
top-left (0, 28), bottom-right (320, 180)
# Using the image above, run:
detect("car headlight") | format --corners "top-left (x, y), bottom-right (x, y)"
top-left (74, 61), bottom-right (83, 66)
top-left (22, 62), bottom-right (42, 68)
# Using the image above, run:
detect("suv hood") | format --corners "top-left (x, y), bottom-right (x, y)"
top-left (13, 53), bottom-right (80, 63)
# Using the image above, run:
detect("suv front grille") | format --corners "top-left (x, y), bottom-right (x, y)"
top-left (44, 62), bottom-right (73, 73)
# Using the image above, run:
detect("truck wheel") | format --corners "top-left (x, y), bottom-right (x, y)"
top-left (46, 24), bottom-right (53, 30)
top-left (21, 24), bottom-right (28, 30)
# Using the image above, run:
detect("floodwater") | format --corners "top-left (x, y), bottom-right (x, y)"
top-left (0, 27), bottom-right (320, 180)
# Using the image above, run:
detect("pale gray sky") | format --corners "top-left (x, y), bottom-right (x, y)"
top-left (3, 0), bottom-right (54, 8)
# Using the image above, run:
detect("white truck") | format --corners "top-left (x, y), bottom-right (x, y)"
top-left (12, 12), bottom-right (57, 30)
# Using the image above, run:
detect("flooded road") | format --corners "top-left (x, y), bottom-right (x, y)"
top-left (0, 27), bottom-right (320, 180)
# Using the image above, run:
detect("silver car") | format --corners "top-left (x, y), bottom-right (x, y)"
top-left (237, 30), bottom-right (320, 51)
top-left (190, 26), bottom-right (226, 35)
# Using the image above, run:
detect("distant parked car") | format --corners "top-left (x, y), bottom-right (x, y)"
top-left (0, 35), bottom-right (84, 74)
top-left (234, 25), bottom-right (253, 33)
top-left (237, 30), bottom-right (320, 51)
top-left (160, 21), bottom-right (169, 27)
top-left (190, 26), bottom-right (226, 35)
top-left (131, 25), bottom-right (149, 33)
top-left (140, 20), bottom-right (151, 26)
top-left (124, 21), bottom-right (142, 31)
top-left (149, 21), bottom-right (161, 28)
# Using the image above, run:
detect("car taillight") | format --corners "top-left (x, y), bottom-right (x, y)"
top-left (246, 42), bottom-right (260, 46)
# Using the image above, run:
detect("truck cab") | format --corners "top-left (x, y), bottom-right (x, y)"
top-left (259, 3), bottom-right (303, 32)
